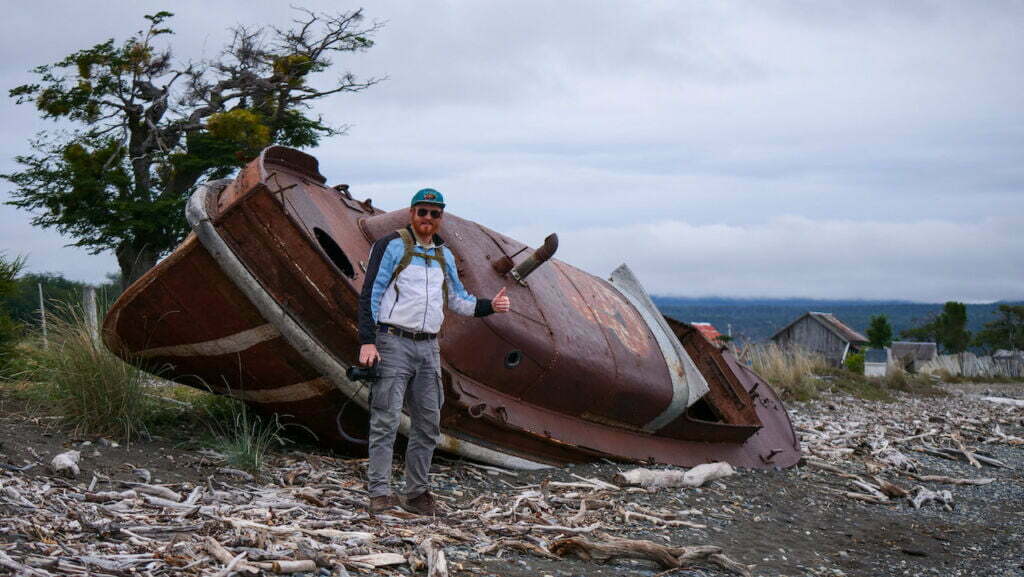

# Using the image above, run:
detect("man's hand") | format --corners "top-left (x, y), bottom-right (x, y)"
top-left (359, 344), bottom-right (380, 366)
top-left (492, 287), bottom-right (511, 313)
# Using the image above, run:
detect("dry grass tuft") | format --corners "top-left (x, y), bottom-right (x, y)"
top-left (738, 342), bottom-right (831, 400)
top-left (18, 303), bottom-right (158, 440)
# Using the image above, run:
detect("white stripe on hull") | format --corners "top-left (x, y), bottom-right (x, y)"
top-left (137, 323), bottom-right (280, 358)
top-left (226, 376), bottom-right (334, 404)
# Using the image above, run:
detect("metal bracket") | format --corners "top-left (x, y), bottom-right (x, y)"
top-left (509, 268), bottom-right (528, 287)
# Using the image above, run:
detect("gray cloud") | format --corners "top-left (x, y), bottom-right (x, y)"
top-left (1, 1), bottom-right (1022, 300)
top-left (506, 215), bottom-right (1024, 303)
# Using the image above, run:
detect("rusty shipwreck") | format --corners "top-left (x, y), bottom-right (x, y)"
top-left (103, 146), bottom-right (800, 470)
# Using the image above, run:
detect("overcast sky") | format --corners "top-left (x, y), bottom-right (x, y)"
top-left (1, 1), bottom-right (1021, 302)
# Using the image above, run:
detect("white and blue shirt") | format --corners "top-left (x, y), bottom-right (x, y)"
top-left (358, 226), bottom-right (493, 344)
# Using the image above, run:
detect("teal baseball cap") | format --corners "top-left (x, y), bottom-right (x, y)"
top-left (410, 188), bottom-right (445, 208)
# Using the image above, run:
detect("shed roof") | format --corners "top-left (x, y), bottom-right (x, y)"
top-left (691, 322), bottom-right (723, 344)
top-left (770, 312), bottom-right (868, 345)
top-left (864, 349), bottom-right (889, 363)
top-left (891, 341), bottom-right (937, 362)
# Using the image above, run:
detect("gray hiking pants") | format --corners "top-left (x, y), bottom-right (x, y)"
top-left (366, 331), bottom-right (443, 498)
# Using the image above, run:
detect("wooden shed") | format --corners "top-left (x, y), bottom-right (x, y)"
top-left (770, 312), bottom-right (868, 367)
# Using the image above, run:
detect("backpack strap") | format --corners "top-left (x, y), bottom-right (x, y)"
top-left (388, 228), bottom-right (450, 308)
top-left (433, 244), bottom-right (450, 307)
top-left (388, 229), bottom-right (416, 299)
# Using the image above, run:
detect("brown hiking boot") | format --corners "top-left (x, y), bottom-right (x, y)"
top-left (368, 494), bottom-right (399, 514)
top-left (401, 491), bottom-right (443, 517)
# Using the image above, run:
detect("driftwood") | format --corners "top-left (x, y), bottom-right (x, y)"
top-left (50, 450), bottom-right (80, 477)
top-left (911, 487), bottom-right (954, 511)
top-left (911, 474), bottom-right (995, 486)
top-left (418, 537), bottom-right (449, 577)
top-left (205, 536), bottom-right (259, 575)
top-left (551, 534), bottom-right (753, 576)
top-left (346, 553), bottom-right (406, 567)
top-left (979, 396), bottom-right (1024, 408)
top-left (613, 462), bottom-right (736, 489)
top-left (476, 538), bottom-right (559, 559)
top-left (9, 383), bottom-right (1017, 577)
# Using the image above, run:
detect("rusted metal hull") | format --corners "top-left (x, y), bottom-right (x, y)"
top-left (103, 146), bottom-right (800, 469)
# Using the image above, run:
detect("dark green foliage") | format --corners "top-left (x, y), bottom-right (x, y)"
top-left (974, 304), bottom-right (1024, 352)
top-left (936, 301), bottom-right (971, 354)
top-left (899, 301), bottom-right (971, 353)
top-left (1, 272), bottom-right (120, 327)
top-left (0, 254), bottom-right (26, 370)
top-left (4, 9), bottom-right (381, 289)
top-left (898, 318), bottom-right (938, 343)
top-left (866, 314), bottom-right (893, 349)
top-left (843, 351), bottom-right (864, 375)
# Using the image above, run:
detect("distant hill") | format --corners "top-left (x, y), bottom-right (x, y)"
top-left (651, 297), bottom-right (1023, 343)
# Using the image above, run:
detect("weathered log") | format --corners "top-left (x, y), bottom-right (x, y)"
top-left (124, 483), bottom-right (181, 501)
top-left (911, 474), bottom-right (995, 486)
top-left (550, 534), bottom-right (752, 576)
top-left (346, 553), bottom-right (406, 567)
top-left (613, 463), bottom-right (735, 489)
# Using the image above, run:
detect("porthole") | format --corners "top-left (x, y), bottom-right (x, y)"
top-left (314, 227), bottom-right (355, 279)
top-left (504, 350), bottom-right (522, 369)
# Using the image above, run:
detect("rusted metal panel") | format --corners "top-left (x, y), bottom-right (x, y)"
top-left (104, 146), bottom-right (802, 470)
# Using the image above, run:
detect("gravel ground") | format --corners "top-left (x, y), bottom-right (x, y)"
top-left (1, 382), bottom-right (1022, 577)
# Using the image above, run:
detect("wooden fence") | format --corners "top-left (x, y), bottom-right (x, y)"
top-left (919, 351), bottom-right (1024, 378)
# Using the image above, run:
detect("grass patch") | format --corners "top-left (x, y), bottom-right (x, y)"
top-left (935, 373), bottom-right (1024, 385)
top-left (737, 342), bottom-right (944, 401)
top-left (818, 368), bottom-right (893, 401)
top-left (15, 304), bottom-right (166, 440)
top-left (882, 367), bottom-right (946, 395)
top-left (200, 393), bottom-right (290, 475)
top-left (738, 343), bottom-right (831, 400)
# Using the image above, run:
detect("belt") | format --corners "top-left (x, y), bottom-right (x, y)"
top-left (377, 323), bottom-right (437, 341)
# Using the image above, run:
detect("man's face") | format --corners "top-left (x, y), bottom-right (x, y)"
top-left (410, 203), bottom-right (443, 238)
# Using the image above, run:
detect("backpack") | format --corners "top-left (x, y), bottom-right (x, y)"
top-left (387, 228), bottom-right (449, 307)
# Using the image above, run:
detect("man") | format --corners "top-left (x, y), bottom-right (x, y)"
top-left (356, 188), bottom-right (511, 516)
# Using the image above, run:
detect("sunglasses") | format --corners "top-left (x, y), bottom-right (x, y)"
top-left (416, 208), bottom-right (443, 218)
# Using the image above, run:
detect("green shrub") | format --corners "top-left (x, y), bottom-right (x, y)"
top-left (202, 395), bottom-right (289, 475)
top-left (844, 352), bottom-right (864, 375)
top-left (0, 254), bottom-right (26, 373)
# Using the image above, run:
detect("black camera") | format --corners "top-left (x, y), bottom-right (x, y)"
top-left (346, 364), bottom-right (379, 382)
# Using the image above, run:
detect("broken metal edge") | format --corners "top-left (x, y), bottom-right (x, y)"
top-left (186, 180), bottom-right (551, 471)
top-left (607, 264), bottom-right (710, 432)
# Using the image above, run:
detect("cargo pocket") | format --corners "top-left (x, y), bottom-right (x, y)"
top-left (371, 368), bottom-right (398, 412)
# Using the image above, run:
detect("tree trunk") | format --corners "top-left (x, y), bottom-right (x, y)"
top-left (116, 243), bottom-right (160, 291)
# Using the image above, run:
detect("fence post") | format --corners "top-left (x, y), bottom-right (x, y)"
top-left (38, 282), bottom-right (48, 349)
top-left (83, 285), bottom-right (98, 343)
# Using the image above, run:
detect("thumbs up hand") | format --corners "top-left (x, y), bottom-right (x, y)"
top-left (492, 286), bottom-right (511, 313)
